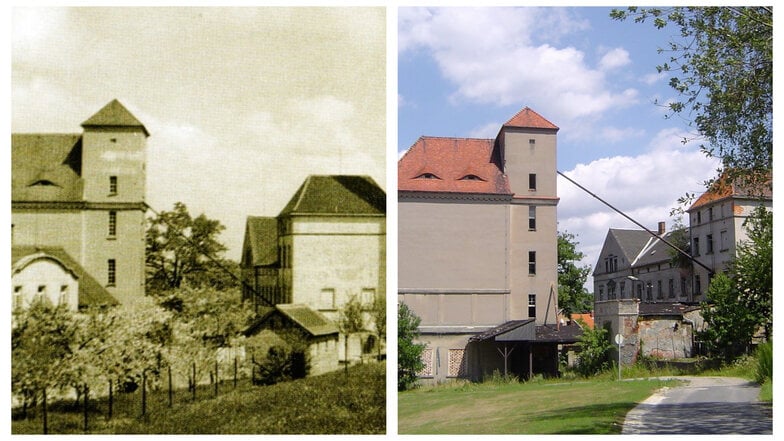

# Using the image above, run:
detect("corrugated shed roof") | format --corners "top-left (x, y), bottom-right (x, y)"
top-left (11, 246), bottom-right (119, 308)
top-left (280, 175), bottom-right (385, 216)
top-left (398, 136), bottom-right (511, 194)
top-left (469, 319), bottom-right (535, 342)
top-left (12, 134), bottom-right (84, 202)
top-left (638, 302), bottom-right (701, 317)
top-left (536, 322), bottom-right (583, 343)
top-left (243, 216), bottom-right (278, 266)
top-left (81, 99), bottom-right (149, 136)
top-left (503, 107), bottom-right (559, 131)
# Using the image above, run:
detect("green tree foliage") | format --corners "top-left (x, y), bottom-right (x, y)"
top-left (610, 7), bottom-right (772, 195)
top-left (575, 324), bottom-right (613, 377)
top-left (733, 206), bottom-right (772, 339)
top-left (252, 333), bottom-right (311, 386)
top-left (557, 231), bottom-right (593, 317)
top-left (698, 272), bottom-right (758, 362)
top-left (146, 202), bottom-right (233, 294)
top-left (397, 303), bottom-right (425, 391)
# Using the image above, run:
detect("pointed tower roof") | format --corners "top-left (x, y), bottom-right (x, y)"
top-left (81, 99), bottom-right (149, 136)
top-left (503, 107), bottom-right (559, 131)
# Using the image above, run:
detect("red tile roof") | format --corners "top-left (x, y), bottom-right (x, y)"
top-left (688, 174), bottom-right (772, 211)
top-left (571, 313), bottom-right (594, 329)
top-left (504, 107), bottom-right (559, 131)
top-left (398, 136), bottom-right (511, 194)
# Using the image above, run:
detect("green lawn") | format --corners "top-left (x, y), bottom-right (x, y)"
top-left (398, 378), bottom-right (677, 434)
top-left (12, 362), bottom-right (385, 434)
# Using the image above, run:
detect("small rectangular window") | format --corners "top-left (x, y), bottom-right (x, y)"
top-left (108, 211), bottom-right (117, 237)
top-left (109, 176), bottom-right (118, 195)
top-left (13, 286), bottom-right (22, 310)
top-left (706, 234), bottom-right (714, 254)
top-left (528, 206), bottom-right (536, 230)
top-left (528, 294), bottom-right (536, 318)
top-left (59, 285), bottom-right (69, 305)
top-left (108, 259), bottom-right (116, 286)
top-left (529, 173), bottom-right (537, 191)
top-left (695, 275), bottom-right (702, 295)
top-left (528, 251), bottom-right (536, 275)
top-left (693, 238), bottom-right (700, 256)
top-left (529, 139), bottom-right (536, 145)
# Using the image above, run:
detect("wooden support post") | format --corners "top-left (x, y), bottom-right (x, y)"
top-left (83, 384), bottom-right (89, 433)
top-left (168, 365), bottom-right (173, 407)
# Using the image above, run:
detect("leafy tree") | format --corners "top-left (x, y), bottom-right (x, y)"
top-left (12, 300), bottom-right (78, 413)
top-left (370, 294), bottom-right (386, 358)
top-left (338, 294), bottom-right (366, 373)
top-left (251, 332), bottom-right (311, 386)
top-left (698, 272), bottom-right (758, 361)
top-left (610, 7), bottom-right (772, 194)
top-left (397, 303), bottom-right (425, 391)
top-left (557, 231), bottom-right (593, 317)
top-left (733, 206), bottom-right (772, 339)
top-left (575, 323), bottom-right (613, 377)
top-left (146, 202), bottom-right (230, 294)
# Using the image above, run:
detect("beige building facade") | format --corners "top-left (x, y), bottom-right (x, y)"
top-left (399, 108), bottom-right (577, 382)
top-left (241, 175), bottom-right (386, 368)
top-left (12, 100), bottom-right (147, 307)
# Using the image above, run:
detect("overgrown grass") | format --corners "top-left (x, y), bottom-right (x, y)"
top-left (398, 376), bottom-right (676, 434)
top-left (12, 362), bottom-right (385, 434)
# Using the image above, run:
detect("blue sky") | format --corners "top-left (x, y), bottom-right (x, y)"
top-left (398, 6), bottom-right (720, 284)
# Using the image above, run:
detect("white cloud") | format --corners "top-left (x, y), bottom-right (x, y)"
top-left (399, 7), bottom-right (639, 131)
top-left (642, 72), bottom-right (666, 85)
top-left (557, 128), bottom-right (720, 289)
top-left (598, 48), bottom-right (631, 71)
top-left (600, 126), bottom-right (646, 143)
top-left (468, 121), bottom-right (501, 139)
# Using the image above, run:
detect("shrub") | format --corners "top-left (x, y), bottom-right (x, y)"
top-left (253, 344), bottom-right (310, 386)
top-left (576, 324), bottom-right (613, 377)
top-left (483, 369), bottom-right (519, 385)
top-left (755, 340), bottom-right (772, 383)
top-left (398, 303), bottom-right (425, 391)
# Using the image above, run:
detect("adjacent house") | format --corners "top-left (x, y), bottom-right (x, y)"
top-left (398, 107), bottom-right (580, 382)
top-left (11, 99), bottom-right (148, 307)
top-left (240, 175), bottom-right (386, 369)
top-left (594, 176), bottom-right (772, 363)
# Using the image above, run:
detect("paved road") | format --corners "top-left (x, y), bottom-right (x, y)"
top-left (622, 376), bottom-right (772, 434)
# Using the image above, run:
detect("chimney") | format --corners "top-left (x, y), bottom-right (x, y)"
top-left (658, 221), bottom-right (666, 235)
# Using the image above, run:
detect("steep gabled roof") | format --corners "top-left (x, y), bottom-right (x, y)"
top-left (12, 134), bottom-right (84, 202)
top-left (634, 230), bottom-right (684, 267)
top-left (609, 229), bottom-right (653, 263)
top-left (279, 175), bottom-right (385, 216)
top-left (81, 99), bottom-right (149, 136)
top-left (242, 216), bottom-right (279, 267)
top-left (11, 246), bottom-right (119, 308)
top-left (398, 136), bottom-right (511, 194)
top-left (503, 107), bottom-right (559, 131)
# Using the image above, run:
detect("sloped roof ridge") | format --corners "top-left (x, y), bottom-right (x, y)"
top-left (503, 107), bottom-right (559, 130)
top-left (81, 99), bottom-right (149, 136)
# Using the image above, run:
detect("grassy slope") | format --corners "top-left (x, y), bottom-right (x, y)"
top-left (13, 362), bottom-right (385, 434)
top-left (398, 378), bottom-right (676, 434)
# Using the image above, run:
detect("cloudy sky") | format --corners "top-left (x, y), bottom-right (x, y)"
top-left (11, 7), bottom-right (386, 259)
top-left (398, 7), bottom-right (721, 286)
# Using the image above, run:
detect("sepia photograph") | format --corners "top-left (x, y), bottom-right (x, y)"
top-left (11, 6), bottom-right (386, 434)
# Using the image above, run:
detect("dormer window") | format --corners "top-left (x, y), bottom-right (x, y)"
top-left (459, 174), bottom-right (485, 181)
top-left (30, 180), bottom-right (59, 187)
top-left (415, 172), bottom-right (441, 180)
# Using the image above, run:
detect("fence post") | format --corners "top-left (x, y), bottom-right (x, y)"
top-left (214, 359), bottom-right (219, 397)
top-left (192, 362), bottom-right (197, 401)
top-left (83, 384), bottom-right (89, 433)
top-left (108, 379), bottom-right (113, 420)
top-left (42, 388), bottom-right (48, 435)
top-left (168, 365), bottom-right (173, 408)
top-left (234, 356), bottom-right (238, 389)
top-left (141, 371), bottom-right (147, 417)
